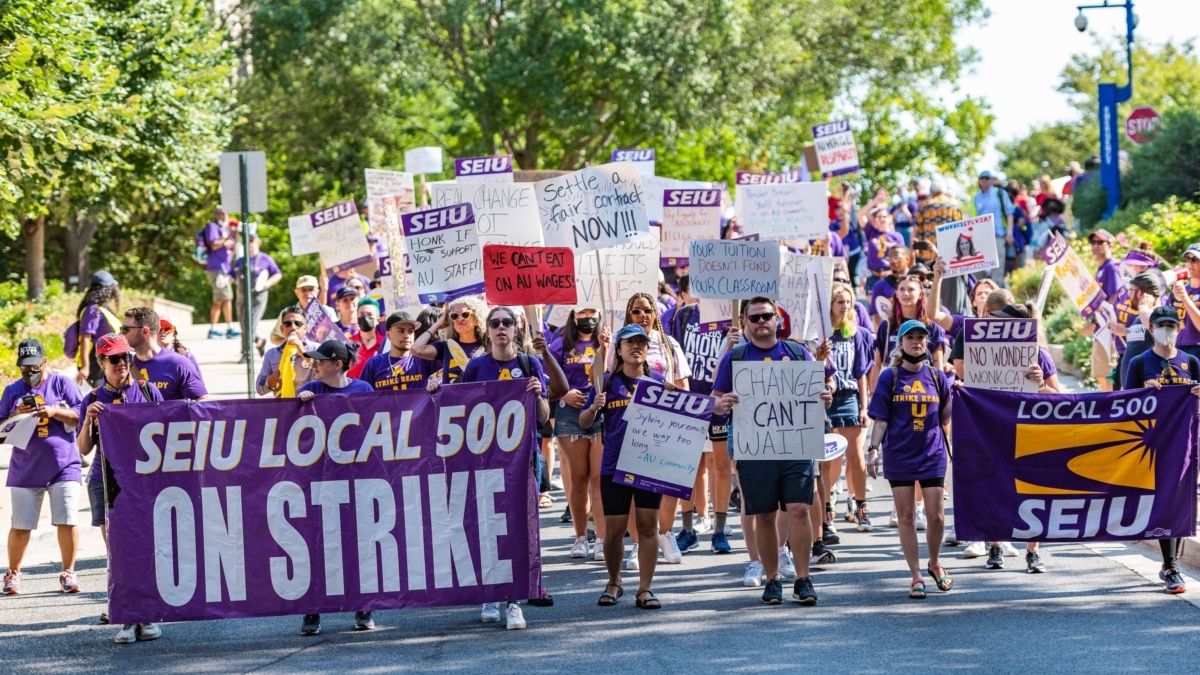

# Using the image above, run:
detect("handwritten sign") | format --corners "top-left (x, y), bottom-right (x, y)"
top-left (430, 182), bottom-right (543, 248)
top-left (777, 251), bottom-right (834, 341)
top-left (379, 195), bottom-right (421, 310)
top-left (689, 239), bottom-right (780, 300)
top-left (735, 181), bottom-right (827, 241)
top-left (568, 228), bottom-right (659, 313)
top-left (1041, 233), bottom-right (1106, 318)
top-left (309, 200), bottom-right (373, 274)
top-left (936, 214), bottom-right (1000, 279)
top-left (661, 189), bottom-right (722, 265)
top-left (698, 297), bottom-right (732, 333)
top-left (288, 215), bottom-right (317, 256)
top-left (535, 162), bottom-right (650, 253)
top-left (401, 203), bottom-right (484, 303)
top-left (641, 176), bottom-right (714, 223)
top-left (812, 119), bottom-right (860, 177)
top-left (482, 245), bottom-right (576, 306)
top-left (404, 146), bottom-right (443, 175)
top-left (735, 170), bottom-right (804, 185)
top-left (963, 318), bottom-right (1040, 392)
top-left (453, 155), bottom-right (514, 183)
top-left (611, 148), bottom-right (655, 178)
top-left (731, 360), bottom-right (826, 460)
top-left (614, 378), bottom-right (713, 499)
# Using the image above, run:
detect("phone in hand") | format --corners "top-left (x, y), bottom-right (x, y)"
top-left (21, 395), bottom-right (38, 409)
top-left (913, 240), bottom-right (931, 251)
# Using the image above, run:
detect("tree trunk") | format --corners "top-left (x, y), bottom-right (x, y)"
top-left (21, 215), bottom-right (45, 300)
top-left (63, 214), bottom-right (99, 291)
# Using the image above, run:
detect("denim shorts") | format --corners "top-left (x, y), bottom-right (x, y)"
top-left (827, 389), bottom-right (862, 428)
top-left (554, 401), bottom-right (599, 438)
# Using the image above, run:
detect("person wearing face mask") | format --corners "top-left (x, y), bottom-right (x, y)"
top-left (1113, 271), bottom-right (1165, 389)
top-left (1, 340), bottom-right (84, 597)
top-left (347, 298), bottom-right (384, 379)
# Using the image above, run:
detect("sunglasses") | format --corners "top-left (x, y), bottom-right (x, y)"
top-left (1185, 256), bottom-right (1200, 263)
top-left (450, 311), bottom-right (473, 321)
top-left (488, 318), bottom-right (515, 329)
top-left (119, 325), bottom-right (139, 334)
top-left (104, 354), bottom-right (129, 365)
top-left (282, 320), bottom-right (305, 328)
top-left (629, 308), bottom-right (655, 316)
top-left (747, 312), bottom-right (776, 324)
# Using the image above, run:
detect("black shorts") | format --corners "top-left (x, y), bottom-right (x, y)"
top-left (600, 474), bottom-right (662, 516)
top-left (887, 477), bottom-right (946, 489)
top-left (734, 459), bottom-right (814, 515)
top-left (708, 419), bottom-right (729, 442)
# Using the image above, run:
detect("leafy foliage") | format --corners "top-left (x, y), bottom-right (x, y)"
top-left (1119, 197), bottom-right (1200, 265)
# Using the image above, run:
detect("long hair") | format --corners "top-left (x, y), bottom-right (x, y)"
top-left (76, 283), bottom-right (120, 319)
top-left (624, 292), bottom-right (676, 380)
top-left (968, 279), bottom-right (1000, 317)
top-left (830, 283), bottom-right (857, 339)
top-left (888, 278), bottom-right (929, 331)
top-left (438, 296), bottom-right (486, 344)
top-left (481, 306), bottom-right (530, 355)
top-left (560, 309), bottom-right (597, 355)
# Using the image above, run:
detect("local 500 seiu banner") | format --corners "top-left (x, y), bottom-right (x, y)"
top-left (953, 386), bottom-right (1198, 543)
top-left (98, 381), bottom-right (540, 625)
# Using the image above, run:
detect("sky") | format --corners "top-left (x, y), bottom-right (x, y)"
top-left (957, 0), bottom-right (1200, 171)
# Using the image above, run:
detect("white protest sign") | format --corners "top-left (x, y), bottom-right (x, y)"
top-left (808, 256), bottom-right (834, 342)
top-left (812, 119), bottom-right (860, 177)
top-left (454, 155), bottom-right (514, 184)
top-left (611, 148), bottom-right (656, 178)
top-left (735, 181), bottom-right (827, 241)
top-left (642, 176), bottom-right (715, 223)
top-left (688, 239), bottom-right (780, 300)
top-left (698, 297), bottom-right (732, 333)
top-left (778, 251), bottom-right (835, 341)
top-left (381, 195), bottom-right (421, 310)
top-left (535, 162), bottom-right (650, 253)
top-left (288, 215), bottom-right (317, 256)
top-left (430, 182), bottom-right (543, 248)
top-left (731, 360), bottom-right (827, 460)
top-left (963, 318), bottom-right (1040, 392)
top-left (404, 146), bottom-right (443, 175)
top-left (936, 214), bottom-right (1000, 279)
top-left (364, 169), bottom-right (415, 243)
top-left (308, 200), bottom-right (373, 275)
top-left (569, 228), bottom-right (659, 313)
top-left (401, 203), bottom-right (485, 303)
top-left (0, 413), bottom-right (38, 450)
top-left (661, 189), bottom-right (722, 265)
top-left (614, 378), bottom-right (714, 499)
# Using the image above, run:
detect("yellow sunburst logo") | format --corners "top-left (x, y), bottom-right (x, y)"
top-left (1013, 419), bottom-right (1156, 495)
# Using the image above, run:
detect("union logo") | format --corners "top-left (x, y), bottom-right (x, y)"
top-left (1013, 420), bottom-right (1156, 495)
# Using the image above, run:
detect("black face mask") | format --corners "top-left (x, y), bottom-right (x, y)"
top-left (575, 318), bottom-right (599, 335)
top-left (357, 317), bottom-right (376, 333)
top-left (901, 351), bottom-right (928, 364)
top-left (21, 369), bottom-right (43, 388)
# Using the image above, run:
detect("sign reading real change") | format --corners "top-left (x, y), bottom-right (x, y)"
top-left (963, 318), bottom-right (1040, 393)
top-left (661, 189), bottom-right (722, 265)
top-left (401, 203), bottom-right (484, 303)
top-left (731, 360), bottom-right (827, 460)
top-left (482, 245), bottom-right (576, 306)
top-left (97, 381), bottom-right (541, 624)
top-left (430, 182), bottom-right (543, 248)
top-left (614, 379), bottom-right (714, 499)
top-left (688, 239), bottom-right (781, 300)
top-left (535, 162), bottom-right (650, 253)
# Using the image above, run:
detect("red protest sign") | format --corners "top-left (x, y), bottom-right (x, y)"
top-left (483, 245), bottom-right (577, 305)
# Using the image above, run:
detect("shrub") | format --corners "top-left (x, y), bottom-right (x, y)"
top-left (1120, 197), bottom-right (1200, 265)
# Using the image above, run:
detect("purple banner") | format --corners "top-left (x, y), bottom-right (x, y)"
top-left (952, 386), bottom-right (1198, 542)
top-left (99, 381), bottom-right (540, 624)
top-left (614, 379), bottom-right (714, 499)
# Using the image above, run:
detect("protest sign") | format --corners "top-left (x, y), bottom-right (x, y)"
top-left (364, 169), bottom-right (416, 242)
top-left (661, 189), bottom-right (722, 265)
top-left (730, 360), bottom-right (827, 460)
top-left (482, 245), bottom-right (576, 306)
top-left (936, 214), bottom-right (1000, 279)
top-left (808, 257), bottom-right (834, 342)
top-left (535, 162), bottom-right (650, 253)
top-left (514, 170), bottom-right (570, 183)
top-left (735, 170), bottom-right (804, 185)
top-left (823, 434), bottom-right (848, 461)
top-left (952, 386), bottom-right (1197, 542)
top-left (611, 148), bottom-right (655, 178)
top-left (689, 239), bottom-right (780, 300)
top-left (288, 215), bottom-right (317, 256)
top-left (614, 379), bottom-right (714, 499)
top-left (1041, 233), bottom-right (1106, 318)
top-left (698, 297), bottom-right (732, 333)
top-left (569, 228), bottom-right (659, 313)
top-left (401, 203), bottom-right (485, 303)
top-left (380, 195), bottom-right (421, 311)
top-left (641, 176), bottom-right (715, 223)
top-left (778, 252), bottom-right (835, 341)
top-left (404, 146), bottom-right (443, 175)
top-left (735, 182), bottom-right (827, 241)
top-left (430, 182), bottom-right (543, 248)
top-left (454, 155), bottom-right (514, 184)
top-left (306, 310), bottom-right (349, 344)
top-left (308, 200), bottom-right (373, 275)
top-left (963, 318), bottom-right (1040, 392)
top-left (812, 119), bottom-right (860, 177)
top-left (98, 381), bottom-right (541, 624)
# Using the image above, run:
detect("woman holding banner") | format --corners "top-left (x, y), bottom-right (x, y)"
top-left (866, 320), bottom-right (954, 599)
top-left (412, 295), bottom-right (487, 385)
top-left (827, 283), bottom-right (875, 532)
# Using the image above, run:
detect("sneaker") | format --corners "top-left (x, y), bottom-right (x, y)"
top-left (505, 603), bottom-right (526, 630)
top-left (592, 541), bottom-right (604, 561)
top-left (676, 529), bottom-right (699, 552)
top-left (658, 532), bottom-right (683, 564)
top-left (823, 507), bottom-right (834, 529)
top-left (777, 548), bottom-right (797, 579)
top-left (226, 327), bottom-right (242, 339)
top-left (624, 543), bottom-right (639, 571)
top-left (115, 624), bottom-right (138, 644)
top-left (354, 611), bottom-right (375, 630)
top-left (762, 577), bottom-right (784, 604)
top-left (844, 496), bottom-right (856, 523)
top-left (743, 560), bottom-right (765, 587)
top-left (207, 328), bottom-right (222, 339)
top-left (99, 612), bottom-right (109, 625)
top-left (888, 512), bottom-right (899, 528)
top-left (528, 587), bottom-right (554, 606)
top-left (481, 602), bottom-right (501, 623)
top-left (822, 523), bottom-right (841, 546)
top-left (695, 516), bottom-right (712, 534)
top-left (1161, 569), bottom-right (1187, 594)
top-left (834, 477), bottom-right (846, 496)
top-left (1026, 550), bottom-right (1046, 574)
top-left (59, 569), bottom-right (81, 593)
top-left (137, 623), bottom-right (161, 641)
top-left (586, 528), bottom-right (596, 543)
top-left (962, 541), bottom-right (988, 559)
top-left (569, 536), bottom-right (589, 559)
top-left (986, 545), bottom-right (1004, 569)
top-left (811, 542), bottom-right (838, 566)
top-left (300, 613), bottom-right (321, 635)
top-left (914, 503), bottom-right (927, 530)
top-left (2, 570), bottom-right (20, 595)
top-left (792, 577), bottom-right (818, 605)
top-left (559, 506), bottom-right (572, 523)
top-left (855, 503), bottom-right (873, 532)
top-left (711, 531), bottom-right (733, 554)
top-left (1000, 541), bottom-right (1020, 557)
top-left (944, 526), bottom-right (964, 546)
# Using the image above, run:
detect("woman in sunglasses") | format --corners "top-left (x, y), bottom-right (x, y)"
top-left (412, 296), bottom-right (487, 385)
top-left (256, 306), bottom-right (319, 397)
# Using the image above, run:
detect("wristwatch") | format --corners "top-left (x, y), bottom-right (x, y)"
top-left (867, 444), bottom-right (880, 453)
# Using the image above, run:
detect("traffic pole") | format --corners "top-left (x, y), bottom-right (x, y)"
top-left (239, 153), bottom-right (255, 398)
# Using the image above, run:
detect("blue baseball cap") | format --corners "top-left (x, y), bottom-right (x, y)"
top-left (91, 270), bottom-right (117, 288)
top-left (614, 324), bottom-right (649, 343)
top-left (897, 320), bottom-right (930, 339)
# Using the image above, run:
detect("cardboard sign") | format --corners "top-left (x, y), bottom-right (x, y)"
top-left (611, 148), bottom-right (655, 178)
top-left (661, 189), bottom-right (722, 265)
top-left (778, 251), bottom-right (835, 341)
top-left (963, 318), bottom-right (1040, 392)
top-left (308, 200), bottom-right (373, 274)
top-left (812, 119), bottom-right (860, 177)
top-left (614, 378), bottom-right (714, 499)
top-left (380, 195), bottom-right (421, 311)
top-left (288, 215), bottom-right (317, 256)
top-left (936, 214), bottom-right (1000, 279)
top-left (1041, 233), bottom-right (1106, 319)
top-left (430, 182), bottom-right (543, 248)
top-left (401, 203), bottom-right (485, 303)
top-left (567, 228), bottom-right (659, 313)
top-left (364, 169), bottom-right (415, 245)
top-left (483, 245), bottom-right (576, 306)
top-left (731, 360), bottom-right (827, 460)
top-left (641, 176), bottom-right (715, 223)
top-left (698, 297), bottom-right (733, 333)
top-left (535, 162), bottom-right (650, 253)
top-left (735, 181), bottom-right (827, 241)
top-left (453, 155), bottom-right (514, 183)
top-left (735, 170), bottom-right (804, 185)
top-left (404, 146), bottom-right (443, 175)
top-left (808, 257), bottom-right (834, 342)
top-left (689, 239), bottom-right (781, 300)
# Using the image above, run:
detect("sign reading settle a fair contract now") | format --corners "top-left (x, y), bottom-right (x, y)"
top-left (615, 379), bottom-right (713, 499)
top-left (688, 239), bottom-right (781, 299)
top-left (483, 245), bottom-right (576, 306)
top-left (731, 360), bottom-right (826, 460)
top-left (535, 162), bottom-right (649, 253)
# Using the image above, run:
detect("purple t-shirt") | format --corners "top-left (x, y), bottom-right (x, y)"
top-left (430, 339), bottom-right (485, 384)
top-left (1163, 285), bottom-right (1200, 347)
top-left (711, 340), bottom-right (816, 394)
top-left (809, 231), bottom-right (846, 257)
top-left (868, 276), bottom-right (898, 320)
top-left (1111, 288), bottom-right (1135, 354)
top-left (79, 304), bottom-right (115, 339)
top-left (864, 231), bottom-right (906, 272)
top-left (1037, 347), bottom-right (1058, 380)
top-left (135, 349), bottom-right (208, 401)
top-left (80, 379), bottom-right (164, 481)
top-left (829, 329), bottom-right (875, 392)
top-left (233, 252), bottom-right (282, 287)
top-left (874, 319), bottom-right (946, 364)
top-left (359, 351), bottom-right (438, 391)
top-left (1094, 257), bottom-right (1122, 301)
top-left (298, 379), bottom-right (375, 396)
top-left (203, 221), bottom-right (232, 273)
top-left (460, 353), bottom-right (548, 390)
top-left (1126, 349), bottom-right (1200, 387)
top-left (854, 302), bottom-right (873, 333)
top-left (586, 372), bottom-right (666, 476)
top-left (867, 364), bottom-right (951, 480)
top-left (547, 337), bottom-right (597, 392)
top-left (1, 374), bottom-right (83, 488)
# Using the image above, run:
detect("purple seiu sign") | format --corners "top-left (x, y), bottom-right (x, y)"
top-left (952, 386), bottom-right (1198, 543)
top-left (735, 170), bottom-right (804, 185)
top-left (99, 381), bottom-right (541, 624)
top-left (401, 203), bottom-right (485, 303)
top-left (661, 189), bottom-right (722, 266)
top-left (611, 148), bottom-right (655, 163)
top-left (453, 155), bottom-right (513, 184)
top-left (613, 379), bottom-right (714, 499)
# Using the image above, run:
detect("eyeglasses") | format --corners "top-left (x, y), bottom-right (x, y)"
top-left (1185, 256), bottom-right (1200, 263)
top-left (488, 318), bottom-right (515, 329)
top-left (282, 320), bottom-right (305, 328)
top-left (747, 313), bottom-right (776, 324)
top-left (450, 311), bottom-right (473, 321)
top-left (119, 326), bottom-right (138, 334)
top-left (103, 354), bottom-right (129, 365)
top-left (629, 308), bottom-right (655, 316)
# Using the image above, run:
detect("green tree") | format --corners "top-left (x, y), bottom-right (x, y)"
top-left (1124, 106), bottom-right (1200, 204)
top-left (998, 122), bottom-right (1095, 186)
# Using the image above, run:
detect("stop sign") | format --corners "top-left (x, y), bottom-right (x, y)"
top-left (1125, 106), bottom-right (1162, 145)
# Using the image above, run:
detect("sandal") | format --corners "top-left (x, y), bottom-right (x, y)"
top-left (928, 564), bottom-right (954, 592)
top-left (635, 588), bottom-right (661, 610)
top-left (909, 580), bottom-right (927, 600)
top-left (598, 581), bottom-right (623, 606)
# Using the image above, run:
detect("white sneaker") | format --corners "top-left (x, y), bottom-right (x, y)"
top-left (695, 516), bottom-right (712, 534)
top-left (743, 560), bottom-right (765, 587)
top-left (114, 624), bottom-right (138, 644)
top-left (624, 543), bottom-right (639, 570)
top-left (834, 477), bottom-right (846, 495)
top-left (777, 548), bottom-right (797, 578)
top-left (658, 532), bottom-right (683, 564)
top-left (888, 512), bottom-right (899, 528)
top-left (592, 541), bottom-right (604, 561)
top-left (914, 503), bottom-right (927, 530)
top-left (137, 623), bottom-right (161, 641)
top-left (569, 536), bottom-right (589, 558)
top-left (1000, 541), bottom-right (1020, 557)
top-left (945, 526), bottom-right (963, 546)
top-left (724, 524), bottom-right (733, 536)
top-left (962, 541), bottom-right (988, 559)
top-left (481, 602), bottom-right (501, 623)
top-left (505, 603), bottom-right (526, 630)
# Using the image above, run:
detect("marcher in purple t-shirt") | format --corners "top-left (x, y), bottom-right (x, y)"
top-left (123, 306), bottom-right (209, 402)
top-left (202, 207), bottom-right (238, 339)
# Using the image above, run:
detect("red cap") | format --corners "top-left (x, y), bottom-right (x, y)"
top-left (159, 315), bottom-right (177, 332)
top-left (95, 333), bottom-right (133, 357)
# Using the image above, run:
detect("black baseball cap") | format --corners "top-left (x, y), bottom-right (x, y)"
top-left (1130, 270), bottom-right (1165, 297)
top-left (304, 340), bottom-right (351, 363)
top-left (386, 310), bottom-right (421, 331)
top-left (17, 339), bottom-right (45, 367)
top-left (1150, 306), bottom-right (1181, 326)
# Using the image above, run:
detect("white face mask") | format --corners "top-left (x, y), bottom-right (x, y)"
top-left (1153, 326), bottom-right (1178, 347)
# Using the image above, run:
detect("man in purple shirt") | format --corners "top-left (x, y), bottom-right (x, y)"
top-left (233, 233), bottom-right (284, 357)
top-left (122, 307), bottom-right (209, 402)
top-left (202, 207), bottom-right (240, 339)
top-left (1086, 229), bottom-right (1120, 391)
